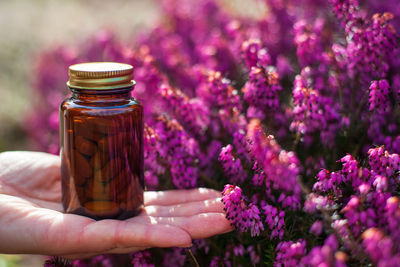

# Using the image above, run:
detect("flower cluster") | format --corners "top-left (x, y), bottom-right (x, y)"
top-left (369, 79), bottom-right (390, 112)
top-left (247, 119), bottom-right (302, 210)
top-left (243, 66), bottom-right (282, 118)
top-left (291, 71), bottom-right (341, 147)
top-left (153, 116), bottom-right (200, 189)
top-left (307, 147), bottom-right (400, 266)
top-left (262, 203), bottom-right (285, 240)
top-left (159, 84), bottom-right (210, 139)
top-left (367, 80), bottom-right (400, 152)
top-left (29, 0), bottom-right (400, 266)
top-left (332, 0), bottom-right (399, 81)
top-left (221, 185), bottom-right (264, 237)
top-left (275, 239), bottom-right (306, 267)
top-left (219, 144), bottom-right (247, 184)
top-left (131, 251), bottom-right (154, 267)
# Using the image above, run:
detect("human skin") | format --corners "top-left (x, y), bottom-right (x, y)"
top-left (0, 151), bottom-right (232, 259)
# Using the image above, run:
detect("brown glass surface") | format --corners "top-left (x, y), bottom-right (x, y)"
top-left (60, 87), bottom-right (144, 220)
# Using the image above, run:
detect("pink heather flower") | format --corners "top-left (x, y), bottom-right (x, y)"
top-left (369, 80), bottom-right (390, 113)
top-left (251, 161), bottom-right (267, 186)
top-left (304, 193), bottom-right (334, 213)
top-left (206, 70), bottom-right (242, 112)
top-left (221, 185), bottom-right (264, 236)
top-left (197, 69), bottom-right (246, 135)
top-left (341, 196), bottom-right (365, 236)
top-left (301, 235), bottom-right (344, 267)
top-left (275, 239), bottom-right (307, 267)
top-left (144, 125), bottom-right (162, 189)
top-left (44, 257), bottom-right (72, 267)
top-left (310, 220), bottom-right (323, 236)
top-left (233, 244), bottom-right (245, 256)
top-left (385, 197), bottom-right (400, 245)
top-left (154, 116), bottom-right (200, 189)
top-left (219, 144), bottom-right (248, 184)
top-left (247, 245), bottom-right (261, 265)
top-left (340, 154), bottom-right (362, 187)
top-left (159, 83), bottom-right (210, 138)
top-left (369, 80), bottom-right (389, 111)
top-left (233, 129), bottom-right (251, 164)
top-left (290, 71), bottom-right (341, 148)
top-left (333, 2), bottom-right (399, 80)
top-left (247, 119), bottom-right (301, 210)
top-left (193, 239), bottom-right (210, 254)
top-left (241, 39), bottom-right (271, 69)
top-left (243, 66), bottom-right (282, 117)
top-left (245, 203), bottom-right (265, 236)
top-left (262, 202), bottom-right (285, 239)
top-left (373, 175), bottom-right (388, 192)
top-left (162, 248), bottom-right (186, 267)
top-left (131, 251), bottom-right (154, 267)
top-left (362, 228), bottom-right (400, 265)
top-left (368, 147), bottom-right (399, 178)
top-left (210, 256), bottom-right (231, 267)
top-left (329, 0), bottom-right (360, 25)
top-left (293, 18), bottom-right (325, 67)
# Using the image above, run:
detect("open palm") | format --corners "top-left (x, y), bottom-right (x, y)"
top-left (0, 151), bottom-right (232, 259)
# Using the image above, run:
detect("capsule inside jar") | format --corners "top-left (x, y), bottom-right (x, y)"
top-left (60, 62), bottom-right (144, 220)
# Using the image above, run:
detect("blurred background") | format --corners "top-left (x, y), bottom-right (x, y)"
top-left (0, 0), bottom-right (258, 153)
top-left (0, 0), bottom-right (158, 266)
top-left (0, 0), bottom-right (159, 153)
top-left (0, 0), bottom-right (259, 266)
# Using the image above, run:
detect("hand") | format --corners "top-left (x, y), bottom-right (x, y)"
top-left (0, 151), bottom-right (232, 259)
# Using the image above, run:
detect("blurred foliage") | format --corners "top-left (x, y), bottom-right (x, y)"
top-left (0, 255), bottom-right (19, 267)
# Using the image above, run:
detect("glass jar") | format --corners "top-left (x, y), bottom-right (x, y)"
top-left (60, 62), bottom-right (144, 220)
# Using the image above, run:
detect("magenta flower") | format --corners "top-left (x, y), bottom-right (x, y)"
top-left (219, 144), bottom-right (248, 184)
top-left (221, 185), bottom-right (264, 236)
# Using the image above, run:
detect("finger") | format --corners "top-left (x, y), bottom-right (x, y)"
top-left (40, 218), bottom-right (192, 255)
top-left (133, 213), bottom-right (234, 240)
top-left (0, 196), bottom-right (193, 255)
top-left (144, 188), bottom-right (221, 206)
top-left (140, 197), bottom-right (224, 217)
top-left (72, 219), bottom-right (192, 252)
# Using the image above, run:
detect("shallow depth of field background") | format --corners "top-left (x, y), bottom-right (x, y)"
top-left (0, 0), bottom-right (160, 154)
top-left (0, 0), bottom-right (259, 266)
top-left (0, 0), bottom-right (159, 266)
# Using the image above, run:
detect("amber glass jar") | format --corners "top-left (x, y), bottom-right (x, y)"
top-left (60, 62), bottom-right (144, 220)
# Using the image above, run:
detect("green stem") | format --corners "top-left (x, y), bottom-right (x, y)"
top-left (188, 248), bottom-right (200, 267)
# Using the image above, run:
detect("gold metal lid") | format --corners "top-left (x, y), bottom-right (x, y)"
top-left (67, 62), bottom-right (135, 90)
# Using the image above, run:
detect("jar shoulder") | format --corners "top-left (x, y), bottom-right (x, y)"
top-left (60, 97), bottom-right (143, 112)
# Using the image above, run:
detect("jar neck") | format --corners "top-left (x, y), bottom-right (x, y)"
top-left (69, 86), bottom-right (133, 104)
